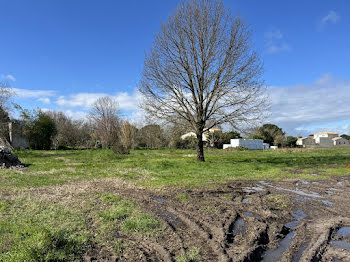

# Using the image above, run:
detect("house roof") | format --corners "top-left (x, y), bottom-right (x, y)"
top-left (314, 131), bottom-right (338, 135)
top-left (332, 137), bottom-right (345, 141)
top-left (298, 137), bottom-right (312, 140)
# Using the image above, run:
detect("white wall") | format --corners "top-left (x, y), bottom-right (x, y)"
top-left (229, 139), bottom-right (264, 150)
top-left (314, 133), bottom-right (338, 143)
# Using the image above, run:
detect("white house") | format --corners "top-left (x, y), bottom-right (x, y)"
top-left (223, 139), bottom-right (269, 150)
top-left (297, 131), bottom-right (349, 147)
top-left (181, 128), bottom-right (221, 142)
top-left (332, 137), bottom-right (350, 146)
top-left (314, 131), bottom-right (338, 144)
top-left (296, 137), bottom-right (316, 147)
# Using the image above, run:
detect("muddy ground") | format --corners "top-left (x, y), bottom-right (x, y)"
top-left (36, 175), bottom-right (350, 262)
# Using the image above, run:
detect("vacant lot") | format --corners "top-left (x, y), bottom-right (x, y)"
top-left (1, 148), bottom-right (350, 261)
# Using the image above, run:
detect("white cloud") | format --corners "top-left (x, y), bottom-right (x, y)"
top-left (1, 74), bottom-right (16, 81)
top-left (266, 43), bottom-right (292, 54)
top-left (264, 28), bottom-right (291, 54)
top-left (37, 97), bottom-right (51, 104)
top-left (64, 110), bottom-right (88, 120)
top-left (322, 10), bottom-right (340, 25)
top-left (268, 74), bottom-right (350, 135)
top-left (55, 89), bottom-right (142, 111)
top-left (264, 28), bottom-right (283, 40)
top-left (12, 88), bottom-right (56, 98)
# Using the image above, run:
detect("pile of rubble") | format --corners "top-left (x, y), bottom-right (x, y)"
top-left (0, 146), bottom-right (25, 169)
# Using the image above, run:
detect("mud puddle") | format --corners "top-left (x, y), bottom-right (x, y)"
top-left (261, 231), bottom-right (296, 261)
top-left (292, 242), bottom-right (309, 262)
top-left (285, 209), bottom-right (307, 229)
top-left (259, 181), bottom-right (324, 198)
top-left (330, 240), bottom-right (350, 250)
top-left (337, 227), bottom-right (350, 237)
top-left (80, 176), bottom-right (350, 261)
top-left (322, 200), bottom-right (334, 206)
top-left (226, 216), bottom-right (246, 244)
top-left (154, 197), bottom-right (166, 203)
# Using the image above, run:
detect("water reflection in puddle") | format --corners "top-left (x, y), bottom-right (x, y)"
top-left (292, 242), bottom-right (308, 262)
top-left (227, 216), bottom-right (246, 244)
top-left (322, 200), bottom-right (334, 206)
top-left (262, 231), bottom-right (296, 262)
top-left (259, 181), bottom-right (323, 199)
top-left (154, 198), bottom-right (166, 203)
top-left (337, 227), bottom-right (350, 237)
top-left (242, 212), bottom-right (261, 220)
top-left (286, 209), bottom-right (307, 229)
top-left (330, 240), bottom-right (350, 250)
top-left (242, 198), bottom-right (249, 204)
top-left (232, 217), bottom-right (246, 235)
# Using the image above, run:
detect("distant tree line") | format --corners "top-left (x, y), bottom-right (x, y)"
top-left (4, 96), bottom-right (244, 151)
top-left (2, 82), bottom-right (350, 152)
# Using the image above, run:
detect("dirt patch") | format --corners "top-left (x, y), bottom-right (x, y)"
top-left (12, 175), bottom-right (350, 261)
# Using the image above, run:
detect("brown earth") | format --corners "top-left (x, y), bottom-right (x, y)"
top-left (27, 176), bottom-right (350, 262)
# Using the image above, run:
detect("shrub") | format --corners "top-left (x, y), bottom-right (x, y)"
top-left (224, 146), bottom-right (247, 151)
top-left (173, 136), bottom-right (197, 149)
top-left (112, 141), bottom-right (130, 155)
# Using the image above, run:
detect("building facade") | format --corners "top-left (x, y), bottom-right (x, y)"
top-left (297, 131), bottom-right (349, 148)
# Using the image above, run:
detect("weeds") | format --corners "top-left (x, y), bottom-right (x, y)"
top-left (263, 194), bottom-right (290, 209)
top-left (176, 192), bottom-right (190, 203)
top-left (176, 247), bottom-right (200, 262)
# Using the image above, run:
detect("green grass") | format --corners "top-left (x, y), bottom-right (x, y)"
top-left (176, 192), bottom-right (191, 203)
top-left (176, 247), bottom-right (200, 262)
top-left (98, 193), bottom-right (163, 235)
top-left (0, 200), bottom-right (90, 262)
top-left (263, 194), bottom-right (290, 210)
top-left (0, 192), bottom-right (163, 261)
top-left (1, 147), bottom-right (350, 260)
top-left (2, 147), bottom-right (350, 189)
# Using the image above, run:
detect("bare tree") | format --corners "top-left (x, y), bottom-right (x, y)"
top-left (0, 82), bottom-right (13, 145)
top-left (89, 96), bottom-right (120, 148)
top-left (46, 111), bottom-right (93, 149)
top-left (0, 81), bottom-right (12, 107)
top-left (140, 0), bottom-right (266, 161)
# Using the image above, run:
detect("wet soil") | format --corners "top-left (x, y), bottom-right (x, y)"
top-left (83, 176), bottom-right (350, 261)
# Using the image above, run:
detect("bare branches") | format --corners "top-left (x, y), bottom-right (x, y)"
top-left (0, 81), bottom-right (13, 108)
top-left (140, 0), bottom-right (267, 161)
top-left (89, 96), bottom-right (120, 148)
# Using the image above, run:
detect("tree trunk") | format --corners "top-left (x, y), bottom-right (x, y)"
top-left (196, 132), bottom-right (205, 162)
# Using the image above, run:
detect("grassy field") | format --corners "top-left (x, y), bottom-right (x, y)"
top-left (1, 147), bottom-right (350, 189)
top-left (1, 147), bottom-right (350, 261)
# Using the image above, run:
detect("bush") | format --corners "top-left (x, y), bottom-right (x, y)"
top-left (112, 141), bottom-right (130, 155)
top-left (174, 136), bottom-right (197, 149)
top-left (224, 146), bottom-right (248, 151)
top-left (207, 131), bottom-right (241, 149)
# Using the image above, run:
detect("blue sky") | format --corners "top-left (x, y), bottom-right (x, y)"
top-left (1, 0), bottom-right (349, 136)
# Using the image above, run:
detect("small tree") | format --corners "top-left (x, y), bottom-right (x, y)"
top-left (286, 136), bottom-right (298, 148)
top-left (26, 112), bottom-right (57, 150)
top-left (140, 0), bottom-right (266, 161)
top-left (136, 124), bottom-right (165, 149)
top-left (89, 96), bottom-right (120, 148)
top-left (255, 124), bottom-right (285, 145)
top-left (46, 111), bottom-right (93, 149)
top-left (341, 134), bottom-right (350, 141)
top-left (207, 130), bottom-right (241, 148)
top-left (119, 120), bottom-right (136, 149)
